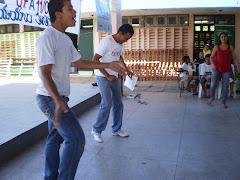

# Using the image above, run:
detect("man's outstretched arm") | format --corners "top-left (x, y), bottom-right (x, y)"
top-left (73, 58), bottom-right (126, 76)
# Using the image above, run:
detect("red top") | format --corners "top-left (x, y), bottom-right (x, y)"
top-left (215, 45), bottom-right (232, 72)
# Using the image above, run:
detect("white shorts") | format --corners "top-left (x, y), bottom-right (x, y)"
top-left (181, 76), bottom-right (188, 81)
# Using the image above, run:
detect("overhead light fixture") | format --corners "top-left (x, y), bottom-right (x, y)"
top-left (235, 0), bottom-right (238, 4)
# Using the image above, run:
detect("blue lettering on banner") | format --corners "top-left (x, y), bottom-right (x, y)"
top-left (0, 4), bottom-right (50, 26)
top-left (35, 12), bottom-right (50, 26)
top-left (29, 0), bottom-right (34, 11)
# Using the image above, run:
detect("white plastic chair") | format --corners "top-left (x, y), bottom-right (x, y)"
top-left (198, 64), bottom-right (211, 98)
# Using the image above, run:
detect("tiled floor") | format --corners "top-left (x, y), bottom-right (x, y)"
top-left (1, 81), bottom-right (240, 180)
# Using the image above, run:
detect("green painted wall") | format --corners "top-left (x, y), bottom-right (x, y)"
top-left (78, 28), bottom-right (94, 75)
top-left (78, 28), bottom-right (94, 61)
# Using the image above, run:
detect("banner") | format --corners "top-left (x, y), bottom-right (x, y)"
top-left (214, 25), bottom-right (235, 62)
top-left (95, 0), bottom-right (112, 33)
top-left (214, 25), bottom-right (235, 47)
top-left (0, 0), bottom-right (81, 35)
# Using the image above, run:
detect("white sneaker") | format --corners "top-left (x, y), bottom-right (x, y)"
top-left (112, 129), bottom-right (129, 137)
top-left (91, 130), bottom-right (103, 143)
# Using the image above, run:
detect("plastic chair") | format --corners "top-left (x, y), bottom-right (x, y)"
top-left (198, 64), bottom-right (211, 98)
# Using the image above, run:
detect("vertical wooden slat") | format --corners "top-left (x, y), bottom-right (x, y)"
top-left (136, 28), bottom-right (140, 49)
top-left (146, 28), bottom-right (150, 50)
top-left (171, 28), bottom-right (175, 49)
top-left (163, 28), bottom-right (167, 49)
top-left (155, 28), bottom-right (158, 49)
top-left (180, 28), bottom-right (183, 49)
top-left (141, 28), bottom-right (145, 50)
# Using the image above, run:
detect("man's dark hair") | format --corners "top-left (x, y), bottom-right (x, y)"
top-left (48, 0), bottom-right (70, 23)
top-left (183, 56), bottom-right (190, 62)
top-left (117, 24), bottom-right (134, 35)
top-left (205, 54), bottom-right (211, 58)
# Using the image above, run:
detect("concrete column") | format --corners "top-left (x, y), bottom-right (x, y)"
top-left (235, 13), bottom-right (240, 60)
top-left (19, 24), bottom-right (24, 33)
top-left (188, 14), bottom-right (194, 61)
top-left (111, 0), bottom-right (122, 34)
top-left (93, 17), bottom-right (99, 54)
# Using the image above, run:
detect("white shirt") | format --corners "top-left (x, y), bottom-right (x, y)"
top-left (36, 26), bottom-right (81, 96)
top-left (95, 35), bottom-right (123, 77)
top-left (180, 62), bottom-right (189, 77)
top-left (200, 63), bottom-right (212, 76)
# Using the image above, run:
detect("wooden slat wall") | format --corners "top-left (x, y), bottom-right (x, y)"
top-left (0, 41), bottom-right (16, 78)
top-left (0, 40), bottom-right (16, 60)
top-left (123, 49), bottom-right (184, 81)
top-left (98, 27), bottom-right (190, 51)
top-left (99, 26), bottom-right (189, 81)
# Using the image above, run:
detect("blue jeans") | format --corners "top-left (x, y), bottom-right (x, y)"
top-left (210, 71), bottom-right (231, 104)
top-left (93, 76), bottom-right (123, 133)
top-left (36, 95), bottom-right (85, 180)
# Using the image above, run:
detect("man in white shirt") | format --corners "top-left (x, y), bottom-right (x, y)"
top-left (36, 0), bottom-right (126, 179)
top-left (199, 54), bottom-right (212, 97)
top-left (91, 24), bottom-right (134, 143)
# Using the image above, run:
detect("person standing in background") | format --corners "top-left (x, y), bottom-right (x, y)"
top-left (207, 32), bottom-right (240, 108)
top-left (91, 24), bottom-right (134, 143)
top-left (207, 39), bottom-right (214, 51)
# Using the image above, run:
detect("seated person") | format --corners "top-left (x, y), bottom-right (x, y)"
top-left (207, 39), bottom-right (214, 51)
top-left (203, 44), bottom-right (212, 58)
top-left (180, 56), bottom-right (199, 95)
top-left (194, 51), bottom-right (205, 64)
top-left (199, 54), bottom-right (212, 98)
top-left (194, 51), bottom-right (205, 77)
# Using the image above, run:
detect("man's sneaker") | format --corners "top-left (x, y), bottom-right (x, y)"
top-left (112, 129), bottom-right (129, 137)
top-left (91, 130), bottom-right (103, 143)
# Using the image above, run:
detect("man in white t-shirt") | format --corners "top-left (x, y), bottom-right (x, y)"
top-left (35, 0), bottom-right (126, 179)
top-left (199, 54), bottom-right (212, 97)
top-left (91, 24), bottom-right (134, 143)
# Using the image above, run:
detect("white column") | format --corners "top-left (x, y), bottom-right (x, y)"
top-left (188, 14), bottom-right (194, 61)
top-left (93, 16), bottom-right (99, 54)
top-left (235, 13), bottom-right (240, 60)
top-left (111, 0), bottom-right (122, 34)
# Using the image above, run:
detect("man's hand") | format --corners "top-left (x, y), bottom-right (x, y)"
top-left (53, 99), bottom-right (69, 129)
top-left (107, 75), bottom-right (118, 82)
top-left (109, 61), bottom-right (126, 76)
top-left (127, 70), bottom-right (133, 79)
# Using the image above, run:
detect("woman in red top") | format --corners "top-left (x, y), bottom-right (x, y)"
top-left (208, 32), bottom-right (240, 108)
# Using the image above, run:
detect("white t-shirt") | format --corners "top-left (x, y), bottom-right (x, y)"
top-left (200, 63), bottom-right (212, 76)
top-left (180, 62), bottom-right (189, 77)
top-left (95, 35), bottom-right (123, 77)
top-left (36, 26), bottom-right (81, 96)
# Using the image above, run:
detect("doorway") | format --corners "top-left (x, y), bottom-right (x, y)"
top-left (194, 15), bottom-right (235, 59)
